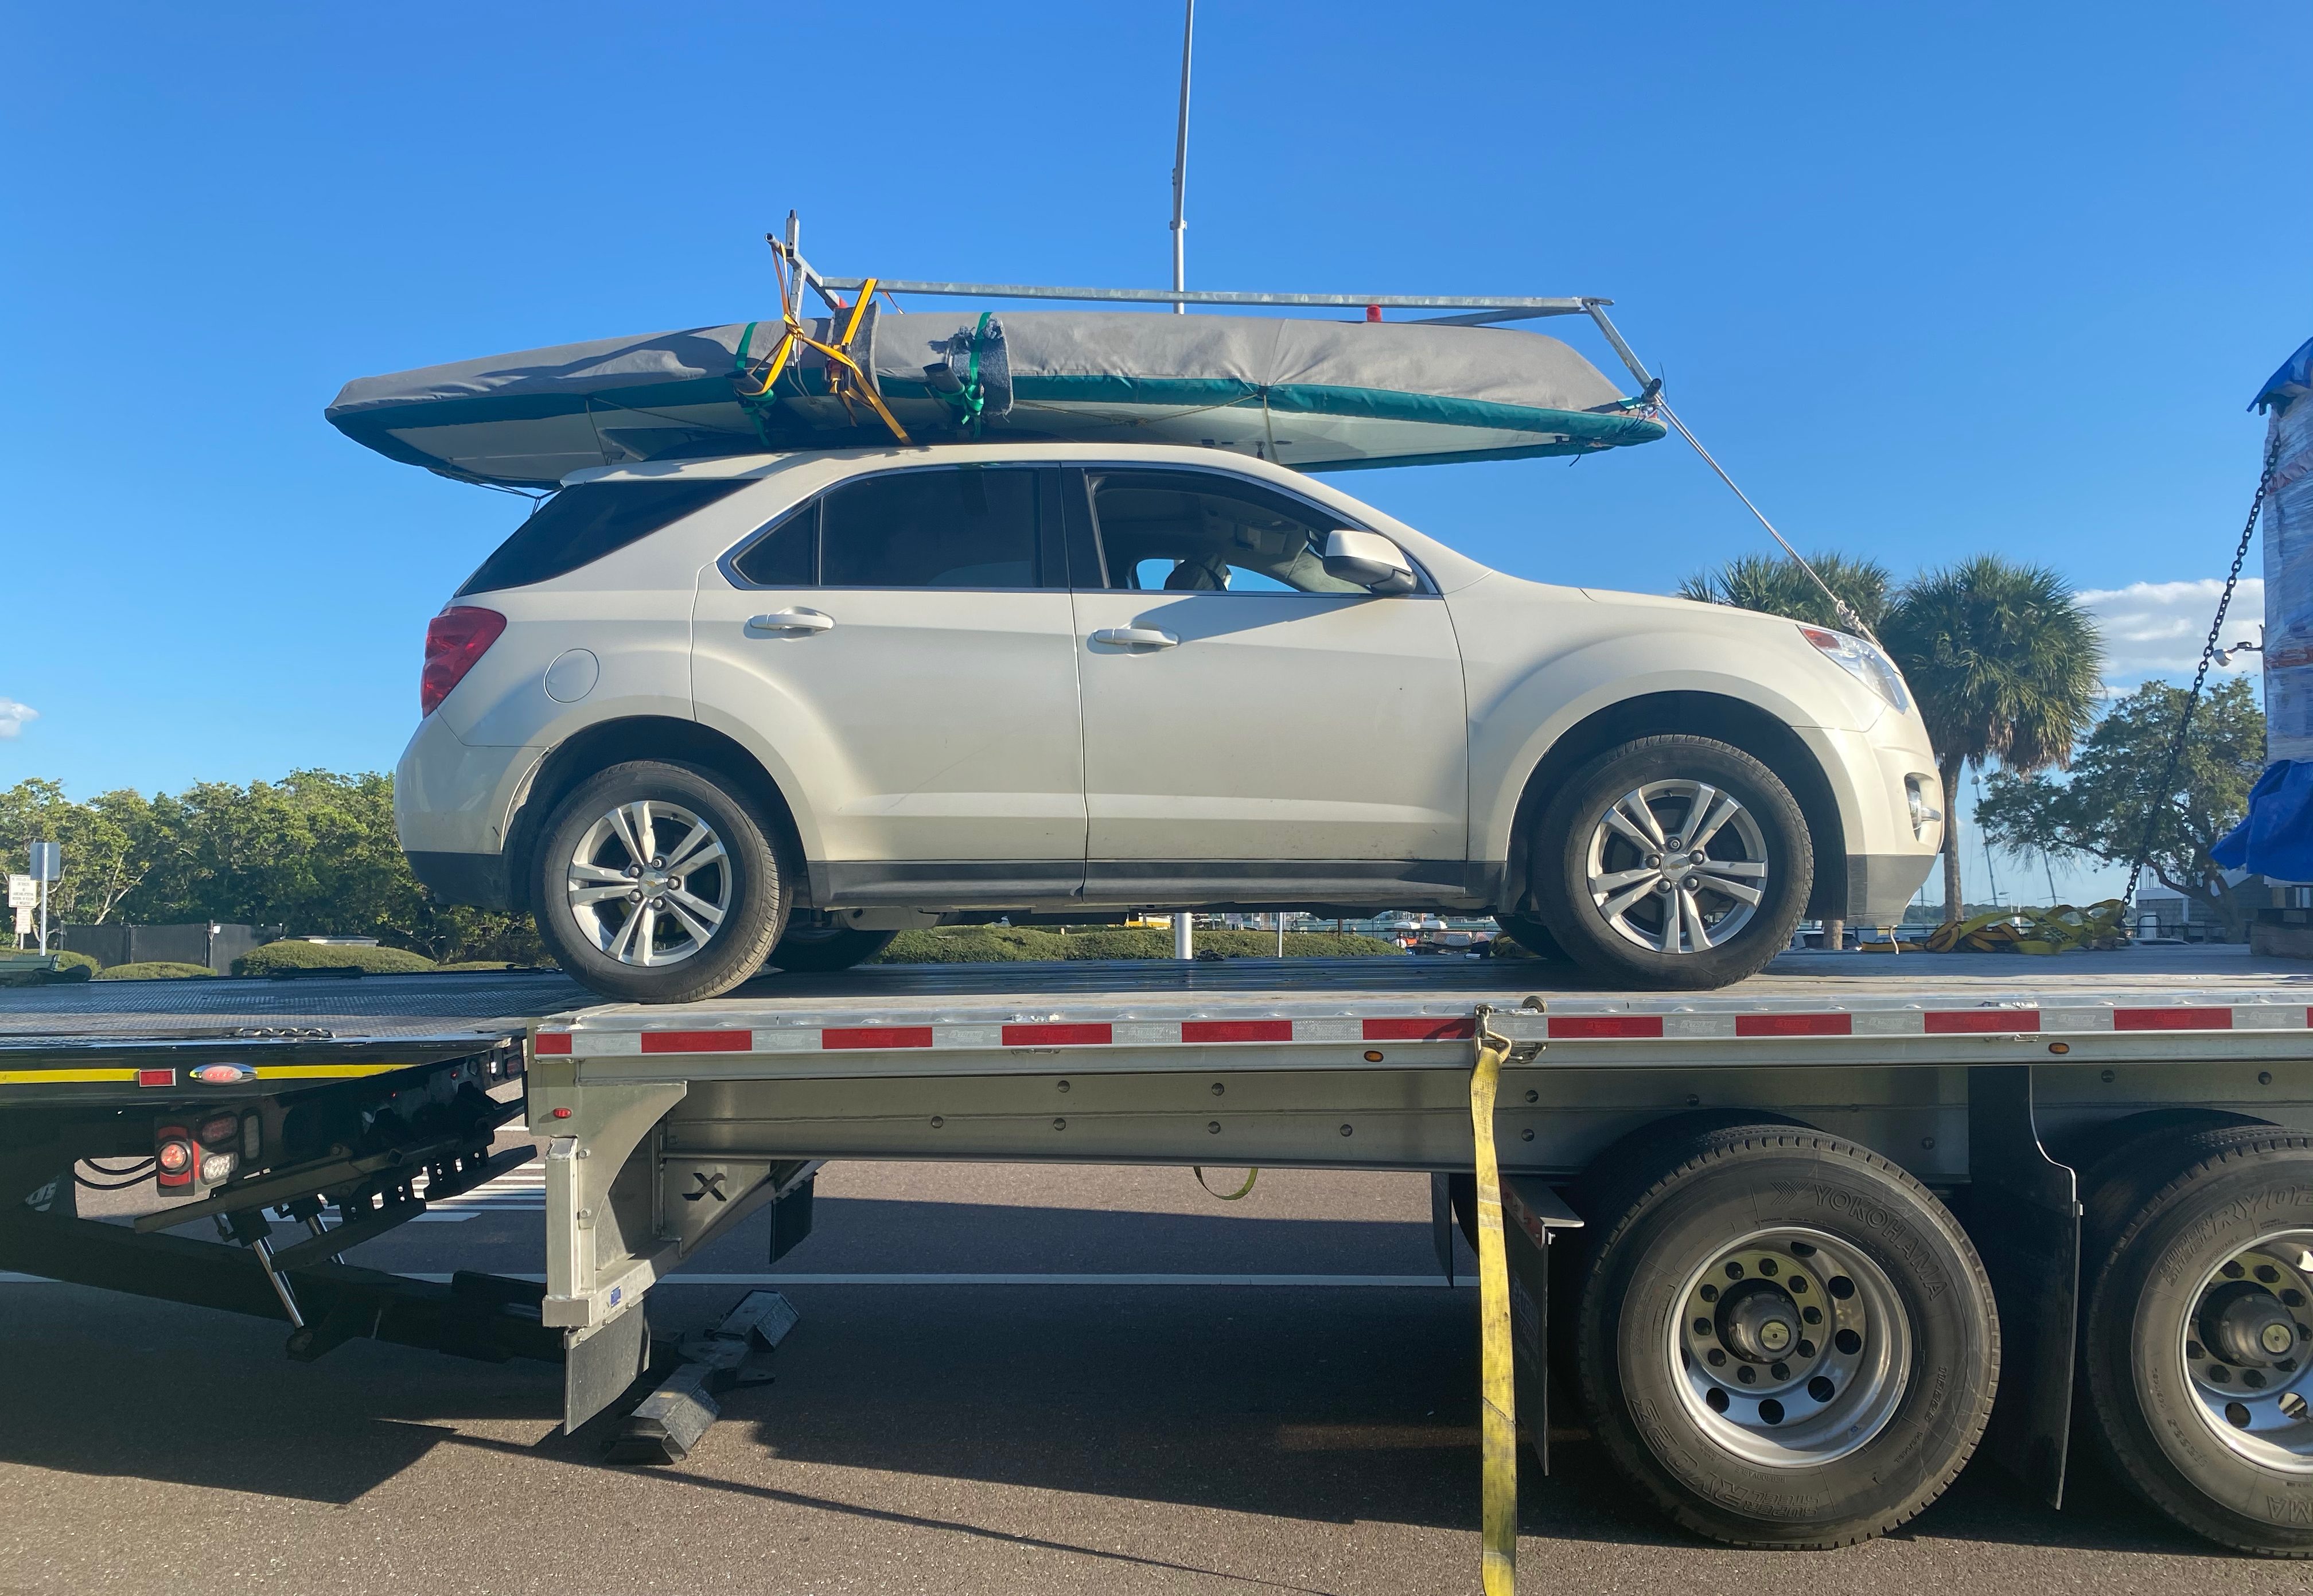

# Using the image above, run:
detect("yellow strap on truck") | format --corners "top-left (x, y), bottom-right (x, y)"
top-left (1471, 1007), bottom-right (1517, 1595)
top-left (1923, 898), bottom-right (2129, 954)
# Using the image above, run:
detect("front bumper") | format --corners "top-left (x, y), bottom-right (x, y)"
top-left (1844, 851), bottom-right (1938, 928)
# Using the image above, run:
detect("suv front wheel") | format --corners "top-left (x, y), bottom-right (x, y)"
top-left (532, 760), bottom-right (786, 1005)
top-left (1532, 735), bottom-right (1810, 990)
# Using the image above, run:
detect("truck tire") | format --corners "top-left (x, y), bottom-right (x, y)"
top-left (2082, 1130), bottom-right (2313, 1555)
top-left (1571, 1123), bottom-right (1997, 1547)
top-left (531, 760), bottom-right (786, 1005)
top-left (1532, 735), bottom-right (1810, 990)
top-left (768, 925), bottom-right (898, 973)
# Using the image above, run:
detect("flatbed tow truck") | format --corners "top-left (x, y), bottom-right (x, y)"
top-left (9, 949), bottom-right (2313, 1562)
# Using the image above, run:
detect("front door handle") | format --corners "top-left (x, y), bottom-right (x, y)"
top-left (1091, 626), bottom-right (1179, 650)
top-left (746, 609), bottom-right (835, 636)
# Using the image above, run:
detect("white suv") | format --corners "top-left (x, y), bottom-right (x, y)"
top-left (396, 442), bottom-right (1941, 1003)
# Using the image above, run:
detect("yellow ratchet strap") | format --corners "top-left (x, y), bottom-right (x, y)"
top-left (1192, 1166), bottom-right (1259, 1200)
top-left (735, 264), bottom-right (912, 445)
top-left (1923, 898), bottom-right (2129, 954)
top-left (1471, 1006), bottom-right (1517, 1596)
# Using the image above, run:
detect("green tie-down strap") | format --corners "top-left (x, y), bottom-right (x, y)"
top-left (929, 312), bottom-right (998, 433)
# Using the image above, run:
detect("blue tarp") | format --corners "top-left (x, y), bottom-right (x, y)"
top-left (2213, 760), bottom-right (2313, 879)
top-left (2254, 336), bottom-right (2312, 415)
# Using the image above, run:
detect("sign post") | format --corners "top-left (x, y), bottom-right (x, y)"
top-left (27, 843), bottom-right (61, 956)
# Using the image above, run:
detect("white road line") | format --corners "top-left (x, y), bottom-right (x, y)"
top-left (0, 1270), bottom-right (1472, 1288)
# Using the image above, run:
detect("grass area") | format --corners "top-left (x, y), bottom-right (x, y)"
top-left (873, 925), bottom-right (1406, 964)
top-left (234, 940), bottom-right (436, 976)
top-left (93, 960), bottom-right (217, 980)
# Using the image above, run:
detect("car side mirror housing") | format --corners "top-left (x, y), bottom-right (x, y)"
top-left (1321, 530), bottom-right (1417, 595)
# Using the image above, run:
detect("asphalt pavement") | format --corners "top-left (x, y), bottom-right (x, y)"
top-left (3, 1157), bottom-right (2307, 1595)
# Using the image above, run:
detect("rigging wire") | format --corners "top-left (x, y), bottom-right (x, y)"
top-left (1654, 400), bottom-right (1877, 643)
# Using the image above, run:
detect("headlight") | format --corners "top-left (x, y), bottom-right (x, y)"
top-left (1799, 626), bottom-right (1910, 713)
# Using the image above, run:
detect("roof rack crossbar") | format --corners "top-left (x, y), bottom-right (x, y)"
top-left (815, 277), bottom-right (1599, 316)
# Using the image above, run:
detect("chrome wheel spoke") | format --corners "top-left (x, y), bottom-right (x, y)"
top-left (663, 826), bottom-right (723, 871)
top-left (1585, 776), bottom-right (1770, 956)
top-left (569, 797), bottom-right (733, 968)
top-left (1693, 872), bottom-right (1764, 907)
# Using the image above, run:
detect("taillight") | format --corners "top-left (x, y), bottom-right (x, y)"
top-left (155, 1132), bottom-right (196, 1188)
top-left (421, 606), bottom-right (507, 717)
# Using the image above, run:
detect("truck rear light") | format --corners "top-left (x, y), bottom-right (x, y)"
top-left (197, 1113), bottom-right (239, 1147)
top-left (421, 606), bottom-right (507, 717)
top-left (199, 1152), bottom-right (236, 1183)
top-left (155, 1133), bottom-right (195, 1186)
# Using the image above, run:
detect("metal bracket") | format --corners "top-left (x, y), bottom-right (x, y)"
top-left (535, 1079), bottom-right (687, 1330)
top-left (606, 1290), bottom-right (800, 1463)
top-left (1968, 1063), bottom-right (2082, 1509)
top-left (1501, 1176), bottom-right (1582, 1476)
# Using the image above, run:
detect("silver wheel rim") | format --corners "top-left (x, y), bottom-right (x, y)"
top-left (2178, 1228), bottom-right (2313, 1470)
top-left (1587, 778), bottom-right (1769, 955)
top-left (1670, 1227), bottom-right (1913, 1468)
top-left (565, 800), bottom-right (731, 968)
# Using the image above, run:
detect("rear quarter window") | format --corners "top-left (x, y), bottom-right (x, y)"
top-left (457, 480), bottom-right (751, 595)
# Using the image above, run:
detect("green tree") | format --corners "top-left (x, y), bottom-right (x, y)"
top-left (1979, 677), bottom-right (2265, 940)
top-left (1880, 557), bottom-right (2104, 923)
top-left (1677, 551), bottom-right (1895, 632)
top-left (0, 778), bottom-right (174, 927)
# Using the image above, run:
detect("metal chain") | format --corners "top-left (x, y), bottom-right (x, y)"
top-left (2123, 433), bottom-right (2284, 904)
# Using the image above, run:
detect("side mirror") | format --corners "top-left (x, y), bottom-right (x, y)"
top-left (1321, 530), bottom-right (1417, 595)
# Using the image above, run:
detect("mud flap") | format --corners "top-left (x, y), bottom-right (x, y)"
top-left (564, 1305), bottom-right (652, 1434)
top-left (1968, 1062), bottom-right (2081, 1508)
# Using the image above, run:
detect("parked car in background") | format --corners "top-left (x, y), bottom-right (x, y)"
top-left (396, 442), bottom-right (1942, 1002)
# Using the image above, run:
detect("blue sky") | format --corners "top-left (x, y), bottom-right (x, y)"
top-left (4, 2), bottom-right (2307, 905)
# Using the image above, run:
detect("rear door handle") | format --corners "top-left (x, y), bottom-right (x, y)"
top-left (746, 609), bottom-right (834, 636)
top-left (1091, 626), bottom-right (1179, 650)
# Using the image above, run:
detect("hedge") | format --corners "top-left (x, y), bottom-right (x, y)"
top-left (235, 940), bottom-right (437, 976)
top-left (873, 926), bottom-right (1405, 964)
top-left (94, 961), bottom-right (218, 980)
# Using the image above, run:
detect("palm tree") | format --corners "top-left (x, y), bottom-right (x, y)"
top-left (1679, 551), bottom-right (1895, 633)
top-left (1879, 557), bottom-right (2104, 923)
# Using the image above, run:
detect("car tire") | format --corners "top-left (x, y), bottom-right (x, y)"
top-left (768, 925), bottom-right (899, 974)
top-left (2081, 1128), bottom-right (2313, 1555)
top-left (531, 760), bottom-right (786, 1005)
top-left (1533, 734), bottom-right (1810, 990)
top-left (1572, 1122), bottom-right (1998, 1547)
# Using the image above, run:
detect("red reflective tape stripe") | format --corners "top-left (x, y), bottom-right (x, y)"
top-left (1002, 1023), bottom-right (1113, 1046)
top-left (1549, 1015), bottom-right (1664, 1040)
top-left (821, 1026), bottom-right (936, 1050)
top-left (137, 1068), bottom-right (176, 1088)
top-left (534, 1032), bottom-right (573, 1055)
top-left (1924, 1010), bottom-right (2041, 1034)
top-left (1183, 1020), bottom-right (1294, 1043)
top-left (2115, 1007), bottom-right (2232, 1031)
top-left (1363, 1017), bottom-right (1478, 1041)
top-left (640, 1030), bottom-right (753, 1053)
top-left (1735, 1013), bottom-right (1853, 1037)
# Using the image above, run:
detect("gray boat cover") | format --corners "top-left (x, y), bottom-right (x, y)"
top-left (326, 309), bottom-right (1664, 487)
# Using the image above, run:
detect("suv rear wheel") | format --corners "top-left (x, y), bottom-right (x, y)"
top-left (532, 760), bottom-right (786, 1004)
top-left (1532, 734), bottom-right (1810, 990)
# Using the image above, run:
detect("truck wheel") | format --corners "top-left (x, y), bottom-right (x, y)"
top-left (2082, 1130), bottom-right (2313, 1555)
top-left (769, 924), bottom-right (898, 973)
top-left (1572, 1124), bottom-right (1997, 1547)
top-left (531, 760), bottom-right (786, 1005)
top-left (1532, 735), bottom-right (1810, 990)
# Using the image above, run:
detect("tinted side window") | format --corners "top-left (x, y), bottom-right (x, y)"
top-left (1086, 470), bottom-right (1366, 594)
top-left (731, 502), bottom-right (817, 585)
top-left (820, 468), bottom-right (1043, 589)
top-left (458, 480), bottom-right (750, 595)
